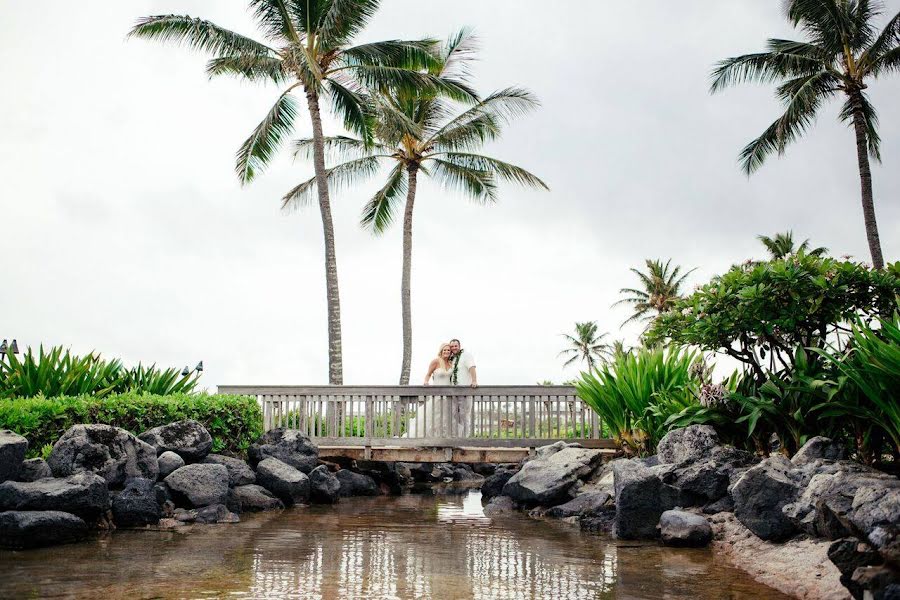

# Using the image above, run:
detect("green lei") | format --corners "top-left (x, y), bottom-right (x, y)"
top-left (450, 350), bottom-right (463, 385)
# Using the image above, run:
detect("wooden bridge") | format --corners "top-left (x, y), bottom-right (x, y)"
top-left (218, 385), bottom-right (616, 463)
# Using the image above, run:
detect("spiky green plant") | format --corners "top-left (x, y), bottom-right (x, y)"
top-left (0, 346), bottom-right (122, 399)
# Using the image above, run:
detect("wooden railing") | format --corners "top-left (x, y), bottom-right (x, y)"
top-left (217, 385), bottom-right (609, 448)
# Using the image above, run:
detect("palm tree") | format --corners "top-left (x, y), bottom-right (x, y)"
top-left (614, 259), bottom-right (694, 326)
top-left (285, 29), bottom-right (548, 384)
top-left (757, 231), bottom-right (828, 259)
top-left (711, 0), bottom-right (900, 269)
top-left (129, 1), bottom-right (472, 384)
top-left (558, 322), bottom-right (611, 371)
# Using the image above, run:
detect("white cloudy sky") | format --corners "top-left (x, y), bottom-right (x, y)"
top-left (2, 1), bottom-right (899, 389)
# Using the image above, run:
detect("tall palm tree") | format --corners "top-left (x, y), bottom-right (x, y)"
top-left (711, 0), bottom-right (900, 269)
top-left (285, 29), bottom-right (548, 384)
top-left (558, 322), bottom-right (611, 371)
top-left (757, 231), bottom-right (828, 259)
top-left (130, 1), bottom-right (472, 384)
top-left (614, 259), bottom-right (694, 326)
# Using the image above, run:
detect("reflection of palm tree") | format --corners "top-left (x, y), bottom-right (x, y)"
top-left (614, 259), bottom-right (694, 326)
top-left (711, 0), bottom-right (900, 269)
top-left (757, 231), bottom-right (827, 259)
top-left (558, 322), bottom-right (611, 370)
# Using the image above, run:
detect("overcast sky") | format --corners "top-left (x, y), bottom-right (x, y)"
top-left (2, 1), bottom-right (899, 389)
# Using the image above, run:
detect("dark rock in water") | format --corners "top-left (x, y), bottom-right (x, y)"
top-left (356, 461), bottom-right (409, 494)
top-left (451, 464), bottom-right (484, 482)
top-left (0, 472), bottom-right (109, 520)
top-left (17, 458), bottom-right (52, 482)
top-left (545, 491), bottom-right (612, 519)
top-left (174, 503), bottom-right (240, 524)
top-left (309, 465), bottom-right (340, 504)
top-left (702, 495), bottom-right (734, 515)
top-left (502, 447), bottom-right (605, 507)
top-left (828, 538), bottom-right (883, 599)
top-left (659, 510), bottom-right (713, 547)
top-left (202, 454), bottom-right (255, 487)
top-left (0, 430), bottom-right (27, 482)
top-left (48, 424), bottom-right (159, 488)
top-left (0, 510), bottom-right (87, 549)
top-left (335, 470), bottom-right (378, 497)
top-left (483, 495), bottom-right (518, 517)
top-left (472, 463), bottom-right (497, 477)
top-left (233, 484), bottom-right (284, 511)
top-left (157, 451), bottom-right (185, 479)
top-left (256, 457), bottom-right (310, 505)
top-left (580, 511), bottom-right (616, 534)
top-left (481, 469), bottom-right (515, 502)
top-left (792, 436), bottom-right (846, 466)
top-left (613, 460), bottom-right (677, 539)
top-left (248, 429), bottom-right (318, 474)
top-left (164, 463), bottom-right (229, 508)
top-left (112, 477), bottom-right (161, 527)
top-left (672, 462), bottom-right (730, 504)
top-left (139, 420), bottom-right (213, 462)
top-left (731, 455), bottom-right (799, 541)
top-left (657, 425), bottom-right (718, 466)
top-left (225, 488), bottom-right (242, 514)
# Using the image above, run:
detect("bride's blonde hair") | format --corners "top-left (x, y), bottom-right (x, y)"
top-left (436, 343), bottom-right (451, 368)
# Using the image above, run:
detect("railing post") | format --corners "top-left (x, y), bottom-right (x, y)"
top-left (364, 395), bottom-right (374, 439)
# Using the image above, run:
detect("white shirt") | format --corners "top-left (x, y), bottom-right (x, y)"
top-left (452, 350), bottom-right (476, 385)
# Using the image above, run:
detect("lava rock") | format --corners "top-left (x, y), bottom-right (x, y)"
top-left (472, 463), bottom-right (497, 477)
top-left (850, 486), bottom-right (900, 567)
top-left (481, 468), bottom-right (515, 502)
top-left (112, 477), bottom-right (161, 527)
top-left (580, 511), bottom-right (616, 534)
top-left (256, 457), bottom-right (310, 506)
top-left (309, 465), bottom-right (340, 504)
top-left (702, 495), bottom-right (735, 515)
top-left (0, 472), bottom-right (109, 520)
top-left (157, 451), bottom-right (185, 478)
top-left (483, 495), bottom-right (518, 517)
top-left (0, 510), bottom-right (87, 549)
top-left (17, 458), bottom-right (52, 482)
top-left (673, 461), bottom-right (730, 504)
top-left (174, 503), bottom-right (240, 524)
top-left (164, 463), bottom-right (229, 508)
top-left (48, 424), bottom-right (158, 488)
top-left (139, 420), bottom-right (213, 462)
top-left (657, 425), bottom-right (718, 466)
top-left (792, 436), bottom-right (846, 466)
top-left (731, 455), bottom-right (800, 541)
top-left (233, 484), bottom-right (284, 511)
top-left (502, 447), bottom-right (605, 507)
top-left (828, 538), bottom-right (883, 599)
top-left (335, 470), bottom-right (378, 497)
top-left (659, 510), bottom-right (713, 547)
top-left (202, 454), bottom-right (255, 487)
top-left (0, 430), bottom-right (27, 482)
top-left (613, 459), bottom-right (678, 539)
top-left (545, 491), bottom-right (612, 519)
top-left (248, 429), bottom-right (319, 474)
top-left (451, 464), bottom-right (484, 482)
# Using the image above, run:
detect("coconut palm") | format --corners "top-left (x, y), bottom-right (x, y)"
top-left (558, 322), bottom-right (612, 371)
top-left (614, 259), bottom-right (695, 326)
top-left (758, 231), bottom-right (828, 259)
top-left (711, 0), bottom-right (900, 269)
top-left (129, 1), bottom-right (473, 384)
top-left (285, 29), bottom-right (547, 384)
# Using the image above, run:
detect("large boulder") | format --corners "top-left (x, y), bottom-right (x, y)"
top-left (249, 429), bottom-right (319, 474)
top-left (112, 477), bottom-right (161, 527)
top-left (256, 457), bottom-right (310, 506)
top-left (0, 430), bottom-right (27, 482)
top-left (659, 510), bottom-right (713, 547)
top-left (233, 484), bottom-right (284, 511)
top-left (17, 458), bottom-right (52, 482)
top-left (157, 451), bottom-right (185, 479)
top-left (849, 486), bottom-right (900, 568)
top-left (792, 436), bottom-right (846, 466)
top-left (139, 420), bottom-right (213, 462)
top-left (657, 425), bottom-right (718, 465)
top-left (483, 495), bottom-right (518, 517)
top-left (731, 455), bottom-right (800, 541)
top-left (481, 468), bottom-right (515, 502)
top-left (202, 454), bottom-right (255, 487)
top-left (309, 465), bottom-right (341, 504)
top-left (545, 491), bottom-right (612, 519)
top-left (828, 538), bottom-right (883, 599)
top-left (48, 424), bottom-right (158, 487)
top-left (502, 447), bottom-right (605, 507)
top-left (0, 472), bottom-right (109, 520)
top-left (613, 459), bottom-right (677, 539)
top-left (164, 463), bottom-right (229, 508)
top-left (0, 510), bottom-right (88, 549)
top-left (335, 470), bottom-right (378, 497)
top-left (668, 461), bottom-right (730, 505)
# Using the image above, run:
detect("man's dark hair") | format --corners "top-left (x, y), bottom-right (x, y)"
top-left (450, 338), bottom-right (461, 345)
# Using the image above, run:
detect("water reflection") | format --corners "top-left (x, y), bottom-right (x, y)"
top-left (0, 491), bottom-right (787, 599)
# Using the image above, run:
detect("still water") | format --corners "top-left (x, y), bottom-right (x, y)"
top-left (0, 490), bottom-right (787, 599)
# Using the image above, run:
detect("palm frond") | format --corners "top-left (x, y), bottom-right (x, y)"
top-left (709, 45), bottom-right (824, 93)
top-left (360, 162), bottom-right (408, 233)
top-left (327, 79), bottom-right (374, 142)
top-left (427, 87), bottom-right (538, 143)
top-left (206, 54), bottom-right (287, 84)
top-left (860, 9), bottom-right (900, 71)
top-left (318, 0), bottom-right (379, 49)
top-left (838, 91), bottom-right (881, 161)
top-left (341, 39), bottom-right (440, 70)
top-left (235, 89), bottom-right (300, 184)
top-left (292, 135), bottom-right (377, 162)
top-left (434, 153), bottom-right (548, 190)
top-left (249, 0), bottom-right (300, 42)
top-left (428, 159), bottom-right (497, 203)
top-left (129, 15), bottom-right (276, 57)
top-left (281, 155), bottom-right (384, 210)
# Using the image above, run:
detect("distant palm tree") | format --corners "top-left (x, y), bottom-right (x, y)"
top-left (614, 259), bottom-right (695, 326)
top-left (284, 29), bottom-right (547, 384)
top-left (711, 0), bottom-right (900, 269)
top-left (757, 231), bottom-right (828, 260)
top-left (558, 322), bottom-right (611, 370)
top-left (130, 1), bottom-right (472, 384)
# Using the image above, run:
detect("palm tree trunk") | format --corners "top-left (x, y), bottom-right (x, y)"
top-left (305, 89), bottom-right (343, 384)
top-left (399, 165), bottom-right (418, 385)
top-left (849, 92), bottom-right (885, 270)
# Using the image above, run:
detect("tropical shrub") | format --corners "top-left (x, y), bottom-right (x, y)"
top-left (0, 393), bottom-right (262, 458)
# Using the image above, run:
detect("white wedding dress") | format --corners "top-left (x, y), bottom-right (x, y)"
top-left (407, 365), bottom-right (452, 438)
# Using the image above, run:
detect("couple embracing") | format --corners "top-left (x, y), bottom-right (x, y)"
top-left (423, 339), bottom-right (477, 388)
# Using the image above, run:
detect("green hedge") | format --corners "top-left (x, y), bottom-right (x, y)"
top-left (0, 393), bottom-right (263, 459)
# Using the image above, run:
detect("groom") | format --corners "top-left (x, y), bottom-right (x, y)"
top-left (448, 339), bottom-right (477, 387)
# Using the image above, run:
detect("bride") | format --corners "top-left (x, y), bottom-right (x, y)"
top-left (407, 343), bottom-right (452, 438)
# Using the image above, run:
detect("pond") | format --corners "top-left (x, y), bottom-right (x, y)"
top-left (0, 490), bottom-right (787, 599)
